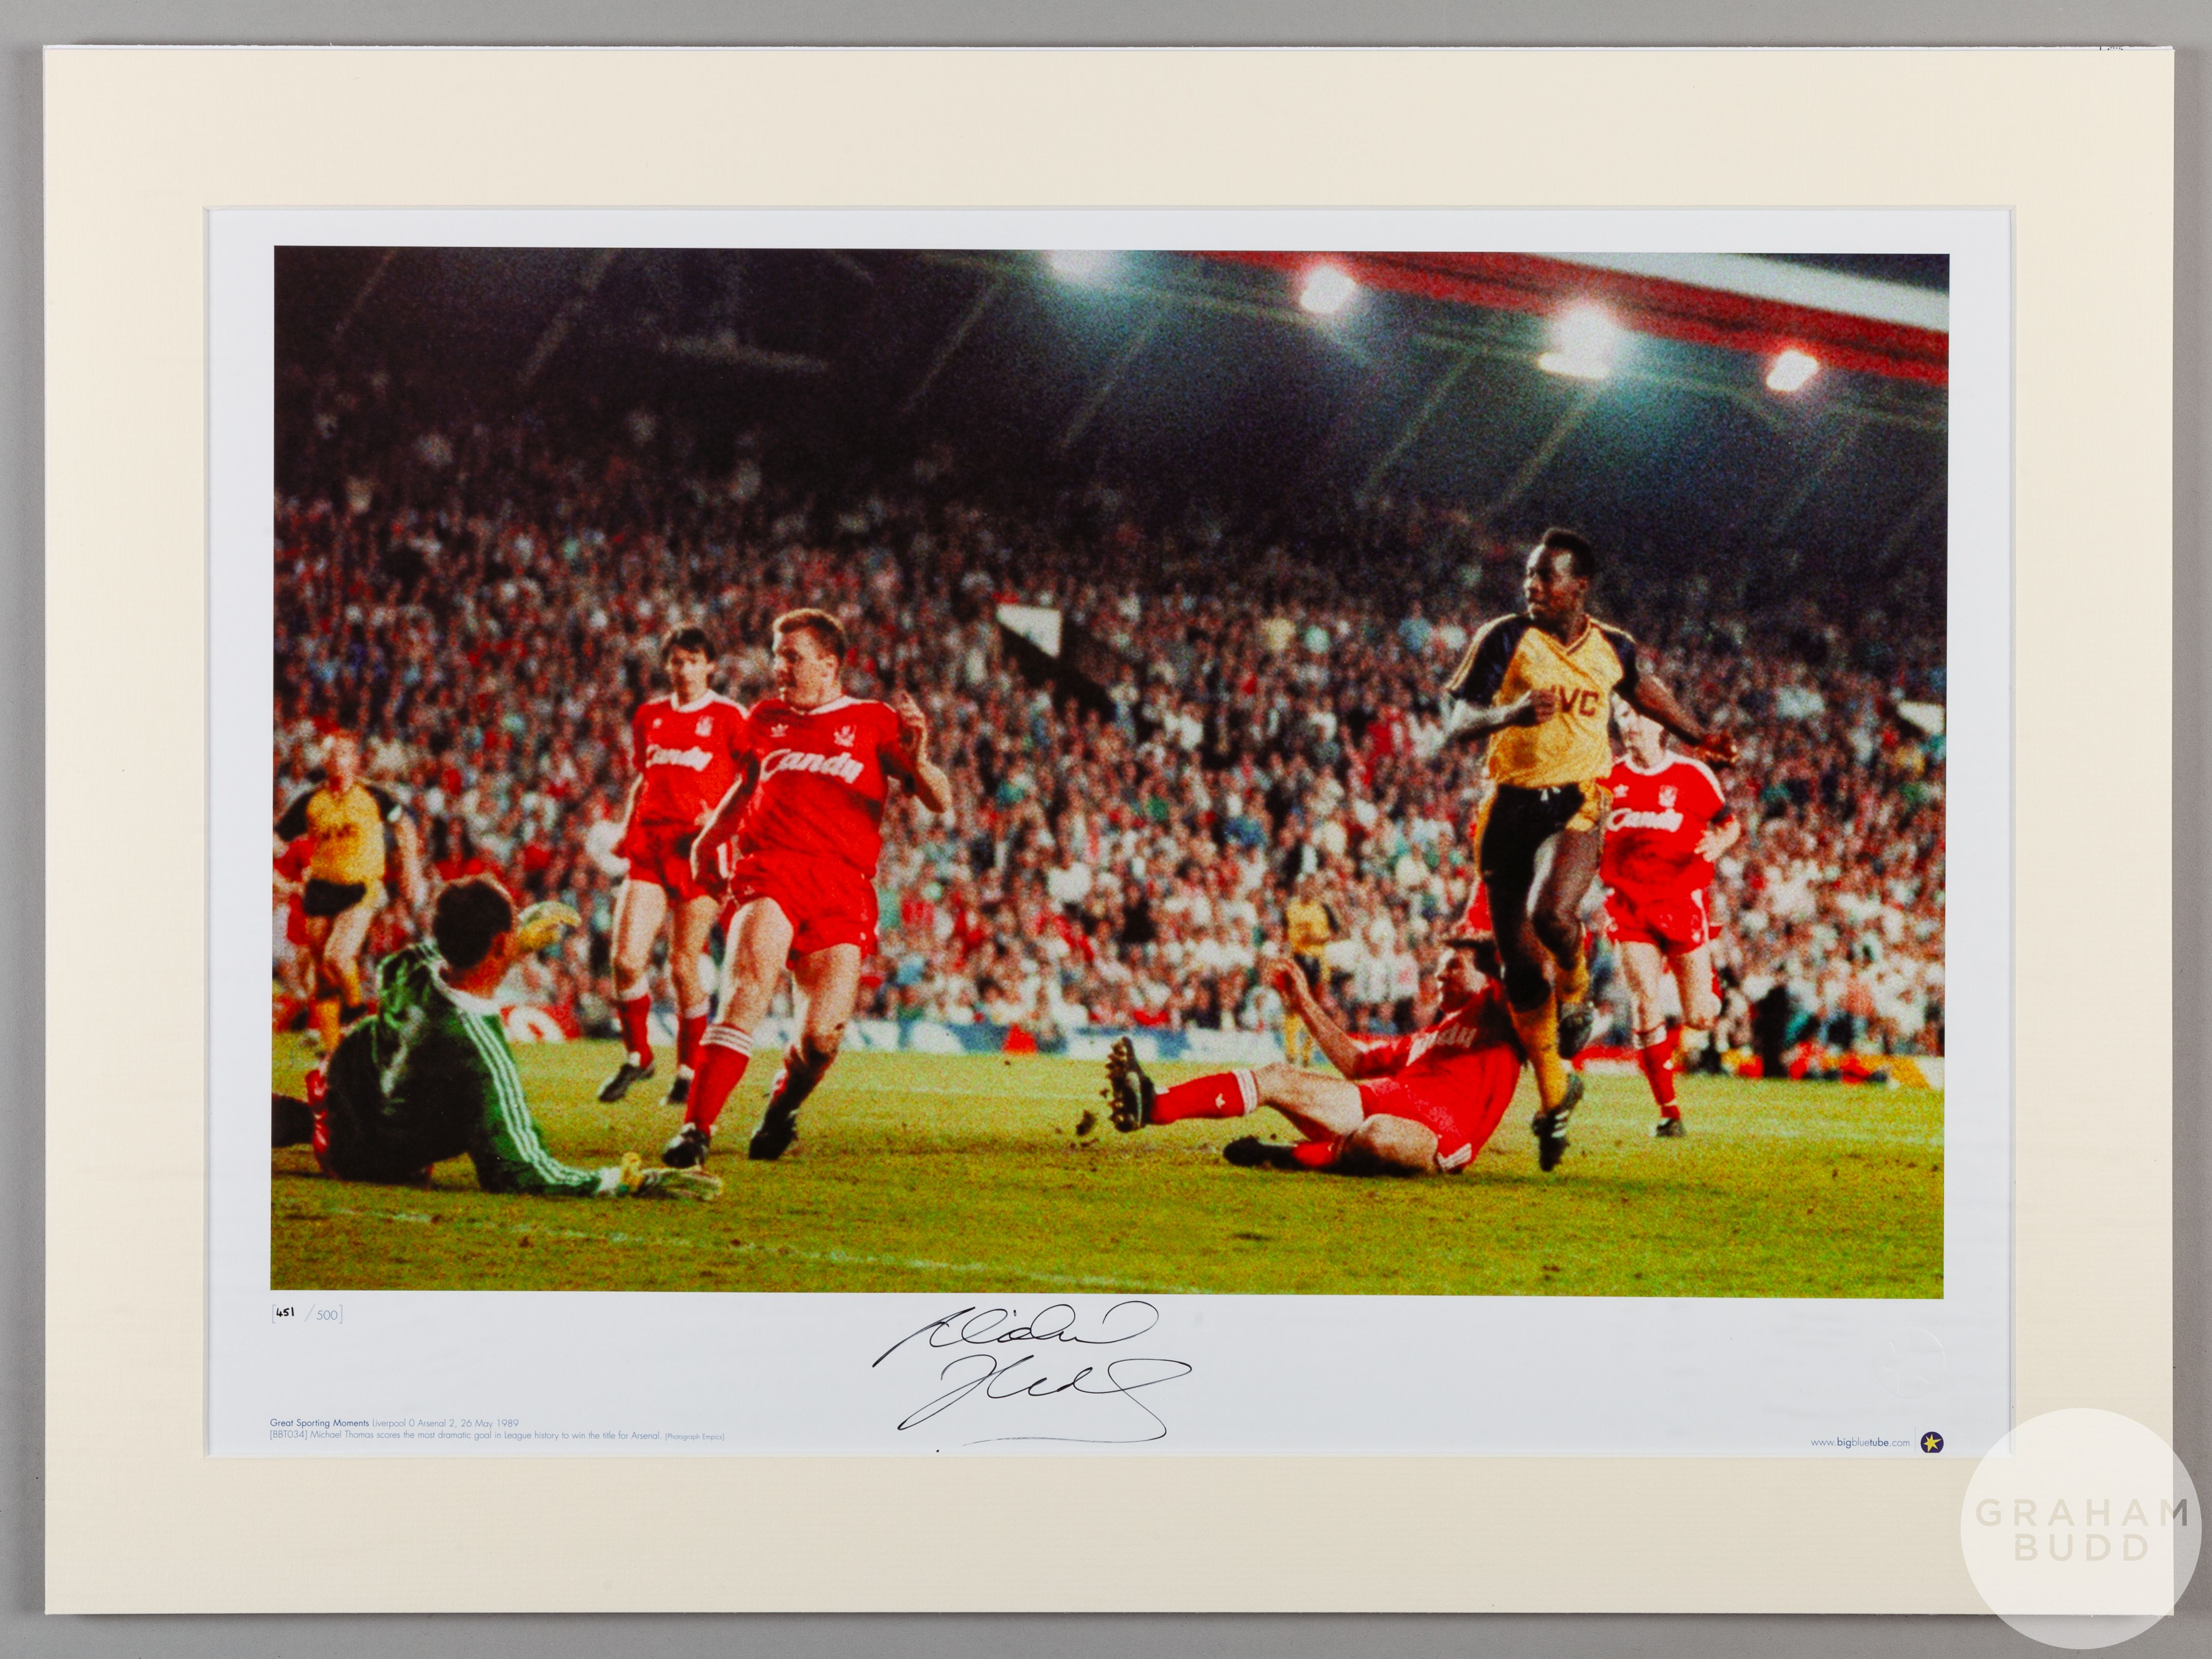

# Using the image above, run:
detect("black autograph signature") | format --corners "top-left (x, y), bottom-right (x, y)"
top-left (871, 1301), bottom-right (1193, 1444)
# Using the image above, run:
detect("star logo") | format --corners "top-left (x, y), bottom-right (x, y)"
top-left (1921, 1431), bottom-right (1944, 1454)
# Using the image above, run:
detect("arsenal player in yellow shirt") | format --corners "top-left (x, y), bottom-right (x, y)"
top-left (1281, 871), bottom-right (1336, 1067)
top-left (273, 731), bottom-right (425, 1052)
top-left (1444, 529), bottom-right (1736, 1171)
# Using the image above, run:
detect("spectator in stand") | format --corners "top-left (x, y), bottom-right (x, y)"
top-left (274, 365), bottom-right (1946, 1068)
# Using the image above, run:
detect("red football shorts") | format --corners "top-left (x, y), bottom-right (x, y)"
top-left (1356, 1045), bottom-right (1521, 1172)
top-left (1604, 885), bottom-right (1713, 955)
top-left (726, 851), bottom-right (879, 959)
top-left (620, 822), bottom-right (726, 903)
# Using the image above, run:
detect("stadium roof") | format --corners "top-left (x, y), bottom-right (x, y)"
top-left (1200, 250), bottom-right (1947, 385)
top-left (279, 245), bottom-right (1947, 596)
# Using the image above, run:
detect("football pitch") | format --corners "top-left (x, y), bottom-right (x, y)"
top-left (271, 1039), bottom-right (1944, 1299)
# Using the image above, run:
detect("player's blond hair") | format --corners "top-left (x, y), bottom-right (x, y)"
top-left (773, 607), bottom-right (847, 662)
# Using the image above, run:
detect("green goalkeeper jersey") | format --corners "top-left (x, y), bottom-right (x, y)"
top-left (319, 942), bottom-right (611, 1196)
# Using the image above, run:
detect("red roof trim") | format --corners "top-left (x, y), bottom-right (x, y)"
top-left (1200, 250), bottom-right (1949, 388)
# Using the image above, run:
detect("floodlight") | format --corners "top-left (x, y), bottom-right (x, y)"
top-left (1299, 265), bottom-right (1359, 316)
top-left (1537, 304), bottom-right (1622, 379)
top-left (1766, 348), bottom-right (1821, 393)
top-left (1046, 250), bottom-right (1113, 283)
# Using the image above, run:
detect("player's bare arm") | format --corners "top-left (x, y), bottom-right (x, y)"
top-left (393, 813), bottom-right (427, 912)
top-left (1697, 813), bottom-right (1743, 864)
top-left (1445, 684), bottom-right (1560, 744)
top-left (1624, 673), bottom-right (1740, 766)
top-left (1263, 952), bottom-right (1364, 1077)
top-left (891, 689), bottom-right (954, 813)
top-left (610, 775), bottom-right (644, 844)
top-left (687, 762), bottom-right (759, 886)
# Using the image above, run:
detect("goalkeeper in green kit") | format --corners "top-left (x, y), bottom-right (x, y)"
top-left (271, 875), bottom-right (719, 1200)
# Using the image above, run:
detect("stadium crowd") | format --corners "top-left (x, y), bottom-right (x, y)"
top-left (273, 369), bottom-right (1948, 1063)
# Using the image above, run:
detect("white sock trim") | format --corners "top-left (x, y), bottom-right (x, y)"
top-left (615, 979), bottom-right (651, 1005)
top-left (680, 999), bottom-right (712, 1022)
top-left (702, 1026), bottom-right (752, 1055)
top-left (1232, 1069), bottom-right (1258, 1115)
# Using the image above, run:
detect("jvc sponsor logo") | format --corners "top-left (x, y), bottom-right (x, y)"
top-left (1546, 688), bottom-right (1602, 718)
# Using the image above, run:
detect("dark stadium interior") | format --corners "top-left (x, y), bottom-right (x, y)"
top-left (277, 247), bottom-right (1945, 625)
top-left (272, 246), bottom-right (1947, 1066)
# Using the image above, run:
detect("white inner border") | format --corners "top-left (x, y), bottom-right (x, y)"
top-left (208, 208), bottom-right (2010, 1459)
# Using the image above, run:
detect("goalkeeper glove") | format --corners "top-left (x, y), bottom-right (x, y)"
top-left (612, 1150), bottom-right (723, 1201)
top-left (511, 900), bottom-right (582, 954)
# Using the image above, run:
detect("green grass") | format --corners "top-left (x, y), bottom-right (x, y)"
top-left (271, 1038), bottom-right (1944, 1298)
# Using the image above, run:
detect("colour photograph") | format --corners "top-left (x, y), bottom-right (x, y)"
top-left (266, 244), bottom-right (1949, 1297)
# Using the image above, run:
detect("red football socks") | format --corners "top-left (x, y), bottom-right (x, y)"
top-left (1639, 1039), bottom-right (1679, 1112)
top-left (675, 1003), bottom-right (710, 1076)
top-left (1292, 1137), bottom-right (1343, 1170)
top-left (616, 992), bottom-right (655, 1068)
top-left (1150, 1069), bottom-right (1258, 1125)
top-left (684, 1026), bottom-right (753, 1133)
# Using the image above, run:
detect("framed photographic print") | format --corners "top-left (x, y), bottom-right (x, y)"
top-left (209, 208), bottom-right (2004, 1465)
top-left (44, 46), bottom-right (2173, 1613)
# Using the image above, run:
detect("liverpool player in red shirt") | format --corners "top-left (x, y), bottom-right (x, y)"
top-left (597, 627), bottom-right (750, 1107)
top-left (1601, 701), bottom-right (1741, 1136)
top-left (1104, 890), bottom-right (1528, 1176)
top-left (662, 609), bottom-right (952, 1166)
